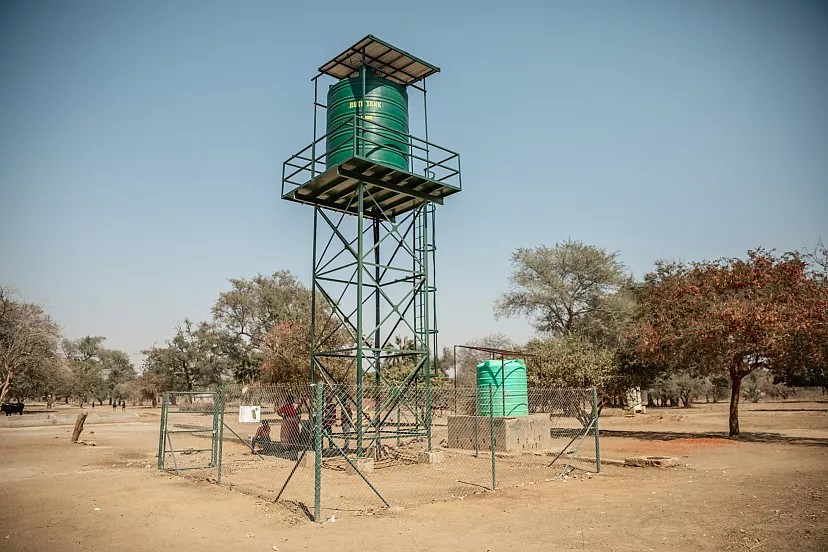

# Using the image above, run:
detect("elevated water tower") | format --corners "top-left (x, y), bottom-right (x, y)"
top-left (281, 35), bottom-right (461, 457)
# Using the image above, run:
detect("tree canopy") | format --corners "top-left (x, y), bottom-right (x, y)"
top-left (525, 334), bottom-right (617, 389)
top-left (494, 240), bottom-right (631, 340)
top-left (63, 336), bottom-right (136, 404)
top-left (629, 249), bottom-right (827, 436)
top-left (0, 286), bottom-right (62, 403)
top-left (211, 271), bottom-right (313, 382)
top-left (142, 319), bottom-right (227, 391)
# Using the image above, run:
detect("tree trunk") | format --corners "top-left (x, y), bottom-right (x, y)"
top-left (71, 412), bottom-right (88, 443)
top-left (0, 367), bottom-right (13, 405)
top-left (729, 373), bottom-right (743, 437)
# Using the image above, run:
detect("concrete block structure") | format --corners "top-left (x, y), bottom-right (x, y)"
top-left (447, 414), bottom-right (553, 453)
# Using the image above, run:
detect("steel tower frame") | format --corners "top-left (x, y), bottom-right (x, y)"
top-left (281, 35), bottom-right (461, 458)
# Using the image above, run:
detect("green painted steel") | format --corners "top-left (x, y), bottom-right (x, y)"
top-left (488, 384), bottom-right (496, 490)
top-left (326, 76), bottom-right (409, 170)
top-left (476, 359), bottom-right (529, 416)
top-left (313, 384), bottom-right (323, 522)
top-left (157, 392), bottom-right (168, 471)
top-left (593, 387), bottom-right (601, 473)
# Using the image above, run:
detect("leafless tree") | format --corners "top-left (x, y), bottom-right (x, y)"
top-left (0, 286), bottom-right (61, 403)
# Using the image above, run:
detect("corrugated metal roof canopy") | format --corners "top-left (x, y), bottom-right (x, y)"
top-left (318, 35), bottom-right (440, 86)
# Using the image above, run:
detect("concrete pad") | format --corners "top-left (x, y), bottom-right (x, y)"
top-left (624, 456), bottom-right (678, 468)
top-left (447, 414), bottom-right (554, 453)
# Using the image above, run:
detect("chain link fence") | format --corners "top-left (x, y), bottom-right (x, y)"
top-left (158, 383), bottom-right (600, 521)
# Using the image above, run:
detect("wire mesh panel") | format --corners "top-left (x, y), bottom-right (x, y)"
top-left (159, 384), bottom-right (601, 520)
top-left (218, 383), bottom-right (317, 515)
top-left (158, 391), bottom-right (221, 477)
top-left (494, 387), bottom-right (599, 490)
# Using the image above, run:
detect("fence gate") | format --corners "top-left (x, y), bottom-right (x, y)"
top-left (157, 391), bottom-right (225, 481)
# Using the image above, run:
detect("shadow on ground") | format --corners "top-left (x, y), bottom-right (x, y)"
top-left (599, 429), bottom-right (828, 447)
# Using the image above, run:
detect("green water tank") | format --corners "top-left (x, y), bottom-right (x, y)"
top-left (476, 359), bottom-right (529, 417)
top-left (325, 76), bottom-right (409, 171)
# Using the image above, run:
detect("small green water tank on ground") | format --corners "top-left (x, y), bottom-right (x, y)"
top-left (476, 359), bottom-right (529, 417)
top-left (326, 76), bottom-right (409, 171)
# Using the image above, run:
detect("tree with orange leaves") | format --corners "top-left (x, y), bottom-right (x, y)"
top-left (631, 249), bottom-right (827, 436)
top-left (259, 304), bottom-right (353, 384)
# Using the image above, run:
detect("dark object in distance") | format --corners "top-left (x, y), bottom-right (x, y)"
top-left (1, 403), bottom-right (24, 416)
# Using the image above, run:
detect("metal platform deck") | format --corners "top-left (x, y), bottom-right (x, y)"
top-left (282, 156), bottom-right (461, 219)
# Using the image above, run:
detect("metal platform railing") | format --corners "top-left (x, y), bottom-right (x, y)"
top-left (281, 115), bottom-right (462, 197)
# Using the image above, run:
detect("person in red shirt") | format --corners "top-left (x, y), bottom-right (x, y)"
top-left (276, 396), bottom-right (300, 445)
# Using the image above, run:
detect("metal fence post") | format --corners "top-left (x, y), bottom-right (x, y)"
top-left (217, 385), bottom-right (226, 484)
top-left (157, 392), bottom-right (168, 471)
top-left (474, 387), bottom-right (480, 457)
top-left (592, 387), bottom-right (601, 473)
top-left (489, 384), bottom-right (496, 490)
top-left (314, 383), bottom-right (323, 523)
top-left (211, 390), bottom-right (219, 468)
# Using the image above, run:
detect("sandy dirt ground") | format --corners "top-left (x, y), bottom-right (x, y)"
top-left (1, 399), bottom-right (826, 552)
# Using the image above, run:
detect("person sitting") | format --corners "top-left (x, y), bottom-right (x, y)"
top-left (252, 420), bottom-right (272, 453)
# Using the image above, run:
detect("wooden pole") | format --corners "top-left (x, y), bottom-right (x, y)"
top-left (71, 412), bottom-right (88, 443)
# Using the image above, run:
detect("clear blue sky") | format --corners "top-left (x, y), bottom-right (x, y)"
top-left (1, 1), bottom-right (826, 367)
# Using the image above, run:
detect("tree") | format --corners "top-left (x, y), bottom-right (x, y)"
top-left (259, 318), bottom-right (352, 384)
top-left (525, 334), bottom-right (625, 402)
top-left (649, 372), bottom-right (706, 407)
top-left (142, 319), bottom-right (227, 391)
top-left (777, 241), bottom-right (828, 393)
top-left (631, 249), bottom-right (827, 436)
top-left (62, 336), bottom-right (134, 404)
top-left (379, 335), bottom-right (416, 384)
top-left (123, 372), bottom-right (167, 406)
top-left (211, 272), bottom-right (313, 382)
top-left (10, 355), bottom-right (70, 402)
top-left (0, 286), bottom-right (62, 403)
top-left (63, 336), bottom-right (108, 405)
top-left (102, 349), bottom-right (135, 387)
top-left (494, 240), bottom-right (631, 339)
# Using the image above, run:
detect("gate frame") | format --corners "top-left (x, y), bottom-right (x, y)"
top-left (157, 390), bottom-right (225, 480)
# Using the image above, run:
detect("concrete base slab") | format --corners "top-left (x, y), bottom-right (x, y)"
top-left (345, 456), bottom-right (374, 475)
top-left (417, 450), bottom-right (444, 464)
top-left (624, 456), bottom-right (678, 468)
top-left (447, 414), bottom-right (554, 453)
